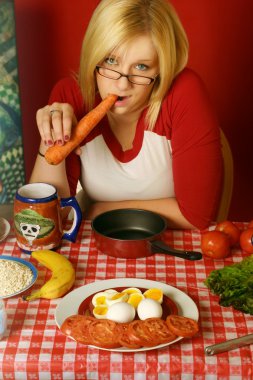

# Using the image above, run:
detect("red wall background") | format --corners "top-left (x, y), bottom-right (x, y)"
top-left (14, 0), bottom-right (253, 222)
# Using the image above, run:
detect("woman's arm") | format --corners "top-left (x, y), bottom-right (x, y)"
top-left (29, 77), bottom-right (84, 196)
top-left (87, 198), bottom-right (196, 229)
top-left (167, 69), bottom-right (223, 228)
top-left (29, 100), bottom-right (76, 197)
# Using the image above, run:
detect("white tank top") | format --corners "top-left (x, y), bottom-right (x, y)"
top-left (80, 130), bottom-right (174, 201)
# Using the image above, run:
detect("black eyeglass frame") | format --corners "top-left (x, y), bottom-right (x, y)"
top-left (96, 65), bottom-right (158, 85)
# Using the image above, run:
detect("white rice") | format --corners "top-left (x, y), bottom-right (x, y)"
top-left (0, 260), bottom-right (33, 297)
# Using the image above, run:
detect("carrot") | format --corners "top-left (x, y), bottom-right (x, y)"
top-left (45, 94), bottom-right (118, 165)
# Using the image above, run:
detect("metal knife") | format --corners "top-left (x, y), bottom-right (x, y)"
top-left (205, 333), bottom-right (253, 355)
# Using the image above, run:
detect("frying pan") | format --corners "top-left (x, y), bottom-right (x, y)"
top-left (92, 209), bottom-right (202, 260)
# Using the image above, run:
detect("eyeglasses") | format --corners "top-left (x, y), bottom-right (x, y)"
top-left (96, 66), bottom-right (158, 85)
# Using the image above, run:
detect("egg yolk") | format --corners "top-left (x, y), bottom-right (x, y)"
top-left (93, 306), bottom-right (108, 319)
top-left (110, 292), bottom-right (126, 300)
top-left (127, 293), bottom-right (145, 308)
top-left (95, 296), bottom-right (107, 305)
top-left (143, 288), bottom-right (163, 303)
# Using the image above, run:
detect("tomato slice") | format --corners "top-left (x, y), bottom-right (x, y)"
top-left (61, 315), bottom-right (82, 336)
top-left (60, 315), bottom-right (95, 345)
top-left (143, 318), bottom-right (177, 344)
top-left (166, 315), bottom-right (199, 338)
top-left (127, 320), bottom-right (158, 347)
top-left (88, 319), bottom-right (121, 348)
top-left (115, 323), bottom-right (142, 349)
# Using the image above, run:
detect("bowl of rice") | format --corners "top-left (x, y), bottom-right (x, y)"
top-left (0, 255), bottom-right (37, 298)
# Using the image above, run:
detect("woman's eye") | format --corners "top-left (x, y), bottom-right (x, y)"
top-left (105, 57), bottom-right (117, 65)
top-left (135, 63), bottom-right (148, 71)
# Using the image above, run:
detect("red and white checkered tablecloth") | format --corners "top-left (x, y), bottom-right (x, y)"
top-left (0, 221), bottom-right (253, 380)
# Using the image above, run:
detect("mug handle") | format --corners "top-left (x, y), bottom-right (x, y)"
top-left (60, 197), bottom-right (82, 242)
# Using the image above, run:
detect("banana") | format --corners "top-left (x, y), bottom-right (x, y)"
top-left (24, 249), bottom-right (75, 301)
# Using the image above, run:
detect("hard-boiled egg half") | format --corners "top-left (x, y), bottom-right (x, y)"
top-left (106, 291), bottom-right (129, 306)
top-left (143, 288), bottom-right (163, 303)
top-left (93, 305), bottom-right (108, 319)
top-left (122, 287), bottom-right (144, 308)
top-left (127, 292), bottom-right (145, 308)
top-left (91, 289), bottom-right (120, 307)
top-left (122, 287), bottom-right (142, 295)
top-left (91, 291), bottom-right (111, 307)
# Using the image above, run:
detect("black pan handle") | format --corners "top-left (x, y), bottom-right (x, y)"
top-left (151, 240), bottom-right (202, 261)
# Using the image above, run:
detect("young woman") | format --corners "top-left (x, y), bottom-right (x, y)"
top-left (30, 0), bottom-right (223, 230)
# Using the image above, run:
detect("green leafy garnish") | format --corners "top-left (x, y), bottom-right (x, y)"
top-left (204, 255), bottom-right (253, 314)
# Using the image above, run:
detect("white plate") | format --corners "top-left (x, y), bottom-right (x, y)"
top-left (55, 278), bottom-right (199, 352)
top-left (0, 255), bottom-right (38, 299)
top-left (0, 218), bottom-right (10, 242)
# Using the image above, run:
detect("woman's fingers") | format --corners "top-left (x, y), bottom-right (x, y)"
top-left (59, 103), bottom-right (76, 143)
top-left (37, 106), bottom-right (53, 145)
top-left (50, 108), bottom-right (64, 145)
top-left (36, 102), bottom-right (76, 146)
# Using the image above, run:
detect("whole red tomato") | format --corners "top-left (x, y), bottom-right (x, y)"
top-left (201, 231), bottom-right (231, 259)
top-left (239, 228), bottom-right (253, 254)
top-left (248, 220), bottom-right (253, 228)
top-left (215, 220), bottom-right (241, 246)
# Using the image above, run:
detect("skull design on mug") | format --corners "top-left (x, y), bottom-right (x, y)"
top-left (20, 223), bottom-right (41, 245)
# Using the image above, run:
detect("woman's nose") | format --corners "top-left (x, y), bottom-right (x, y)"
top-left (115, 76), bottom-right (132, 91)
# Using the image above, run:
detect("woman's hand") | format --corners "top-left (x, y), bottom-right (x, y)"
top-left (36, 102), bottom-right (77, 147)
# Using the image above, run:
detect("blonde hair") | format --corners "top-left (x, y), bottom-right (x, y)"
top-left (79, 0), bottom-right (189, 129)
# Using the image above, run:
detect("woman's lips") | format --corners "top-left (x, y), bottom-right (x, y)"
top-left (114, 96), bottom-right (129, 107)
